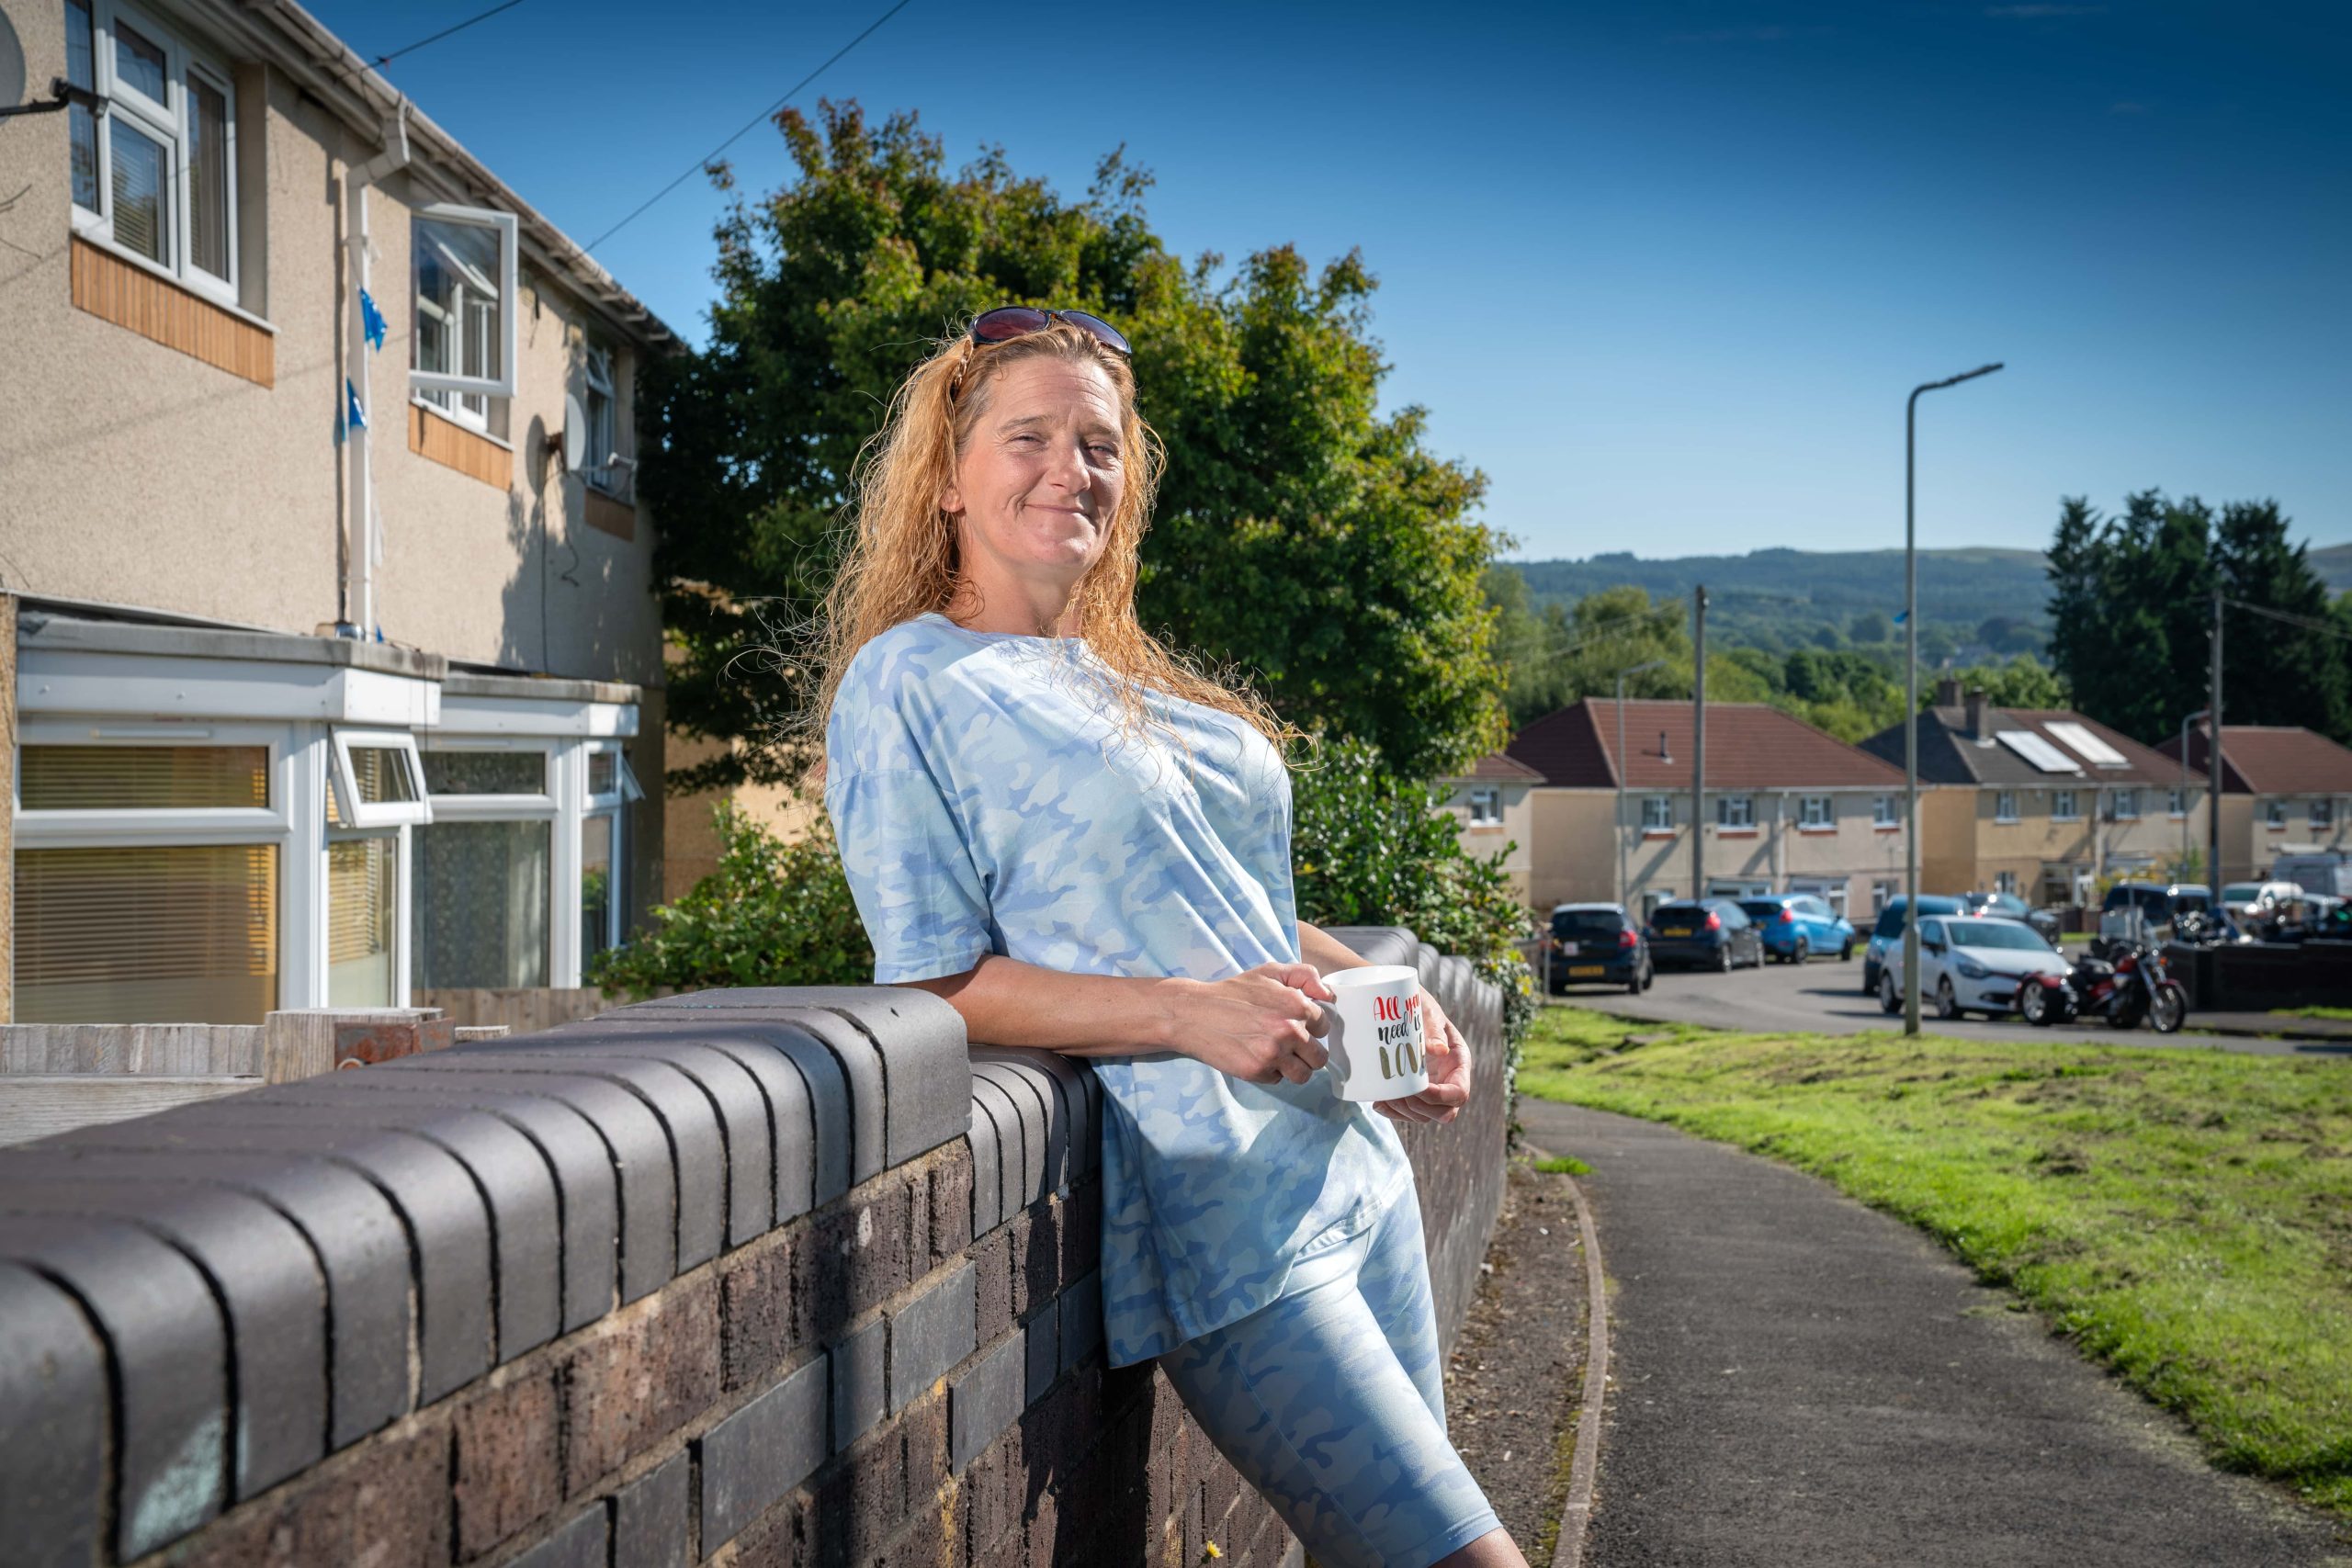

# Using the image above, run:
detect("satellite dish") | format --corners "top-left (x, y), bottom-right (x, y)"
top-left (560, 391), bottom-right (587, 472)
top-left (0, 11), bottom-right (27, 112)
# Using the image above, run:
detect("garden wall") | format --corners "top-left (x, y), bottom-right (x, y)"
top-left (0, 928), bottom-right (1506, 1568)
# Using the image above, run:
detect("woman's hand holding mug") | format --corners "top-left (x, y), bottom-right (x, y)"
top-left (1175, 962), bottom-right (1334, 1085)
top-left (1374, 987), bottom-right (1471, 1124)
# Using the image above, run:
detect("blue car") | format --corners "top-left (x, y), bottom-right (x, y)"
top-left (1860, 895), bottom-right (1967, 996)
top-left (1737, 895), bottom-right (1857, 965)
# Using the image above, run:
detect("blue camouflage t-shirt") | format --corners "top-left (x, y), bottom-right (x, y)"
top-left (824, 611), bottom-right (1413, 1364)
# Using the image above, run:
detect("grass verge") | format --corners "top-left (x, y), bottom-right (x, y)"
top-left (2278, 1006), bottom-right (2352, 1023)
top-left (1520, 1004), bottom-right (2352, 1516)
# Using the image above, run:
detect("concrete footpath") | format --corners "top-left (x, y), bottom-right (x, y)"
top-left (1520, 1099), bottom-right (2352, 1567)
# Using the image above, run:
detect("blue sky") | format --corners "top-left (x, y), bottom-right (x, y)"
top-left (311, 1), bottom-right (2351, 561)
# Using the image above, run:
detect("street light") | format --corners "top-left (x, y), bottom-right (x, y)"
top-left (2180, 708), bottom-right (2209, 878)
top-left (1905, 362), bottom-right (2004, 1036)
top-left (1617, 660), bottom-right (1668, 909)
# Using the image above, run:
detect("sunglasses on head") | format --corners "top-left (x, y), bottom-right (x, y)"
top-left (967, 305), bottom-right (1132, 359)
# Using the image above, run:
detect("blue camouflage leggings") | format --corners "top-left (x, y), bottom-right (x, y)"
top-left (1163, 1190), bottom-right (1503, 1568)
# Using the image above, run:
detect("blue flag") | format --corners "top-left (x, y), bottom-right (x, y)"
top-left (359, 288), bottom-right (387, 351)
top-left (345, 378), bottom-right (367, 432)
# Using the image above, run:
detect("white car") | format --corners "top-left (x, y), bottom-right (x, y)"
top-left (1876, 914), bottom-right (2072, 1021)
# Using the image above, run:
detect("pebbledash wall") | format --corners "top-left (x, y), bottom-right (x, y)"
top-left (0, 928), bottom-right (1508, 1568)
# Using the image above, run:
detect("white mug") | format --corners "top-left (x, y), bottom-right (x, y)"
top-left (1318, 964), bottom-right (1430, 1102)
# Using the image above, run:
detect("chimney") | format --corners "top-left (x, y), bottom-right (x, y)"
top-left (1966, 687), bottom-right (1989, 739)
top-left (1935, 676), bottom-right (1962, 707)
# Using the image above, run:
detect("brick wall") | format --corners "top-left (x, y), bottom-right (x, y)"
top-left (0, 928), bottom-right (1506, 1568)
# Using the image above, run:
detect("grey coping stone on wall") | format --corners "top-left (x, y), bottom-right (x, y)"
top-left (381, 1049), bottom-right (725, 1274)
top-left (1016, 1050), bottom-right (1098, 1178)
top-left (949, 1332), bottom-right (1025, 1475)
top-left (1023, 1304), bottom-right (1059, 1404)
top-left (52, 1117), bottom-right (493, 1404)
top-left (508, 1504), bottom-right (610, 1568)
top-left (0, 1178), bottom-right (325, 1499)
top-left (968, 1062), bottom-right (1051, 1211)
top-left (830, 1314), bottom-right (887, 1453)
top-left (0, 1146), bottom-right (411, 1445)
top-left (967, 1077), bottom-right (1023, 1230)
top-left (0, 1213), bottom-right (229, 1558)
top-left (970, 1054), bottom-right (1069, 1201)
top-left (582, 1011), bottom-right (853, 1211)
top-left (888, 1260), bottom-right (977, 1415)
top-left (461, 1031), bottom-right (775, 1247)
top-left (1058, 1271), bottom-right (1104, 1372)
top-left (607, 1000), bottom-right (888, 1188)
top-left (269, 1077), bottom-right (617, 1331)
top-left (963, 1118), bottom-right (1002, 1240)
top-left (627, 986), bottom-right (972, 1168)
top-left (605, 1022), bottom-right (821, 1224)
top-left (698, 1354), bottom-right (827, 1551)
top-left (175, 1098), bottom-right (561, 1364)
top-left (611, 1448), bottom-right (693, 1568)
top-left (358, 1063), bottom-right (673, 1304)
top-left (1320, 926), bottom-right (1419, 973)
top-left (0, 1260), bottom-right (107, 1568)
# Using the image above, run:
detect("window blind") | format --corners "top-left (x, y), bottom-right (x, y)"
top-left (21, 744), bottom-right (269, 810)
top-left (15, 844), bottom-right (278, 1023)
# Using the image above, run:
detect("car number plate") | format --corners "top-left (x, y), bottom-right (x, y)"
top-left (1569, 964), bottom-right (1604, 977)
top-left (1661, 927), bottom-right (1690, 938)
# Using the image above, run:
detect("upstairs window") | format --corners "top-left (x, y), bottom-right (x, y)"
top-left (1641, 795), bottom-right (1673, 831)
top-left (582, 341), bottom-right (628, 494)
top-left (2314, 800), bottom-right (2335, 831)
top-left (2052, 789), bottom-right (2080, 821)
top-left (1873, 795), bottom-right (1898, 829)
top-left (2111, 788), bottom-right (2141, 821)
top-left (1716, 795), bottom-right (1755, 829)
top-left (2267, 799), bottom-right (2289, 829)
top-left (1799, 795), bottom-right (1834, 829)
top-left (1465, 785), bottom-right (1503, 827)
top-left (1995, 790), bottom-right (2018, 823)
top-left (413, 203), bottom-right (518, 428)
top-left (65, 0), bottom-right (239, 303)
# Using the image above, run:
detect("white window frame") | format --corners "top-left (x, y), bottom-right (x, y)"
top-left (411, 201), bottom-right (520, 410)
top-left (1995, 790), bottom-right (2018, 823)
top-left (2267, 799), bottom-right (2289, 829)
top-left (330, 728), bottom-right (433, 829)
top-left (1641, 795), bottom-right (1673, 831)
top-left (417, 737), bottom-right (560, 821)
top-left (1872, 794), bottom-right (1898, 829)
top-left (1798, 795), bottom-right (1834, 829)
top-left (2052, 789), bottom-right (2080, 822)
top-left (2313, 799), bottom-right (2335, 831)
top-left (578, 741), bottom-right (637, 964)
top-left (1995, 870), bottom-right (2018, 896)
top-left (1716, 795), bottom-right (1755, 829)
top-left (2112, 788), bottom-right (2141, 821)
top-left (66, 0), bottom-right (240, 307)
top-left (582, 341), bottom-right (628, 495)
top-left (13, 719), bottom-right (321, 1015)
top-left (1465, 785), bottom-right (1503, 827)
top-left (2167, 788), bottom-right (2188, 818)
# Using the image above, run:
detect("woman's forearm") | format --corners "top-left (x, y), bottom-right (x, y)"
top-left (897, 956), bottom-right (1198, 1055)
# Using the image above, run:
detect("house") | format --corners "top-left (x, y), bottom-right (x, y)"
top-left (2155, 726), bottom-right (2352, 884)
top-left (1857, 680), bottom-right (2209, 905)
top-left (0, 0), bottom-right (677, 1023)
top-left (1500, 698), bottom-right (1911, 919)
top-left (1437, 751), bottom-right (1544, 905)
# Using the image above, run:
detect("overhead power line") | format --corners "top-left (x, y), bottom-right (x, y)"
top-left (2223, 594), bottom-right (2352, 645)
top-left (581, 0), bottom-right (914, 254)
top-left (326, 0), bottom-right (527, 89)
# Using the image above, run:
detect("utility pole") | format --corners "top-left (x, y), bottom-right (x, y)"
top-left (1692, 584), bottom-right (1708, 900)
top-left (2210, 588), bottom-right (2224, 891)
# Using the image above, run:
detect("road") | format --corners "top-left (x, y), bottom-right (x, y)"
top-left (1544, 946), bottom-right (2352, 1057)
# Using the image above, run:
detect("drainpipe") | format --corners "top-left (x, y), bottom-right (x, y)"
top-left (338, 101), bottom-right (410, 639)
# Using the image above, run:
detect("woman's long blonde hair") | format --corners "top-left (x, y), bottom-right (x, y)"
top-left (804, 320), bottom-right (1301, 771)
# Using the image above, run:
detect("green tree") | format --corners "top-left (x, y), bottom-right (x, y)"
top-left (2212, 501), bottom-right (2350, 740)
top-left (1939, 654), bottom-right (2068, 712)
top-left (1849, 609), bottom-right (1891, 644)
top-left (643, 101), bottom-right (1505, 787)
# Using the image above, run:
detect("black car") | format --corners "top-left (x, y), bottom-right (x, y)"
top-left (1961, 890), bottom-right (2062, 946)
top-left (1645, 898), bottom-right (1766, 972)
top-left (1544, 903), bottom-right (1654, 994)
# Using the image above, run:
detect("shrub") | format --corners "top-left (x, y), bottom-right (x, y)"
top-left (1289, 738), bottom-right (1538, 1103)
top-left (587, 801), bottom-right (873, 998)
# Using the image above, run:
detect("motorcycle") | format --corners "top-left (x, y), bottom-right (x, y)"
top-left (2018, 940), bottom-right (2187, 1033)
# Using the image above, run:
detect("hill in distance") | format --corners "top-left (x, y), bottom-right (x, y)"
top-left (1498, 547), bottom-right (2054, 657)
